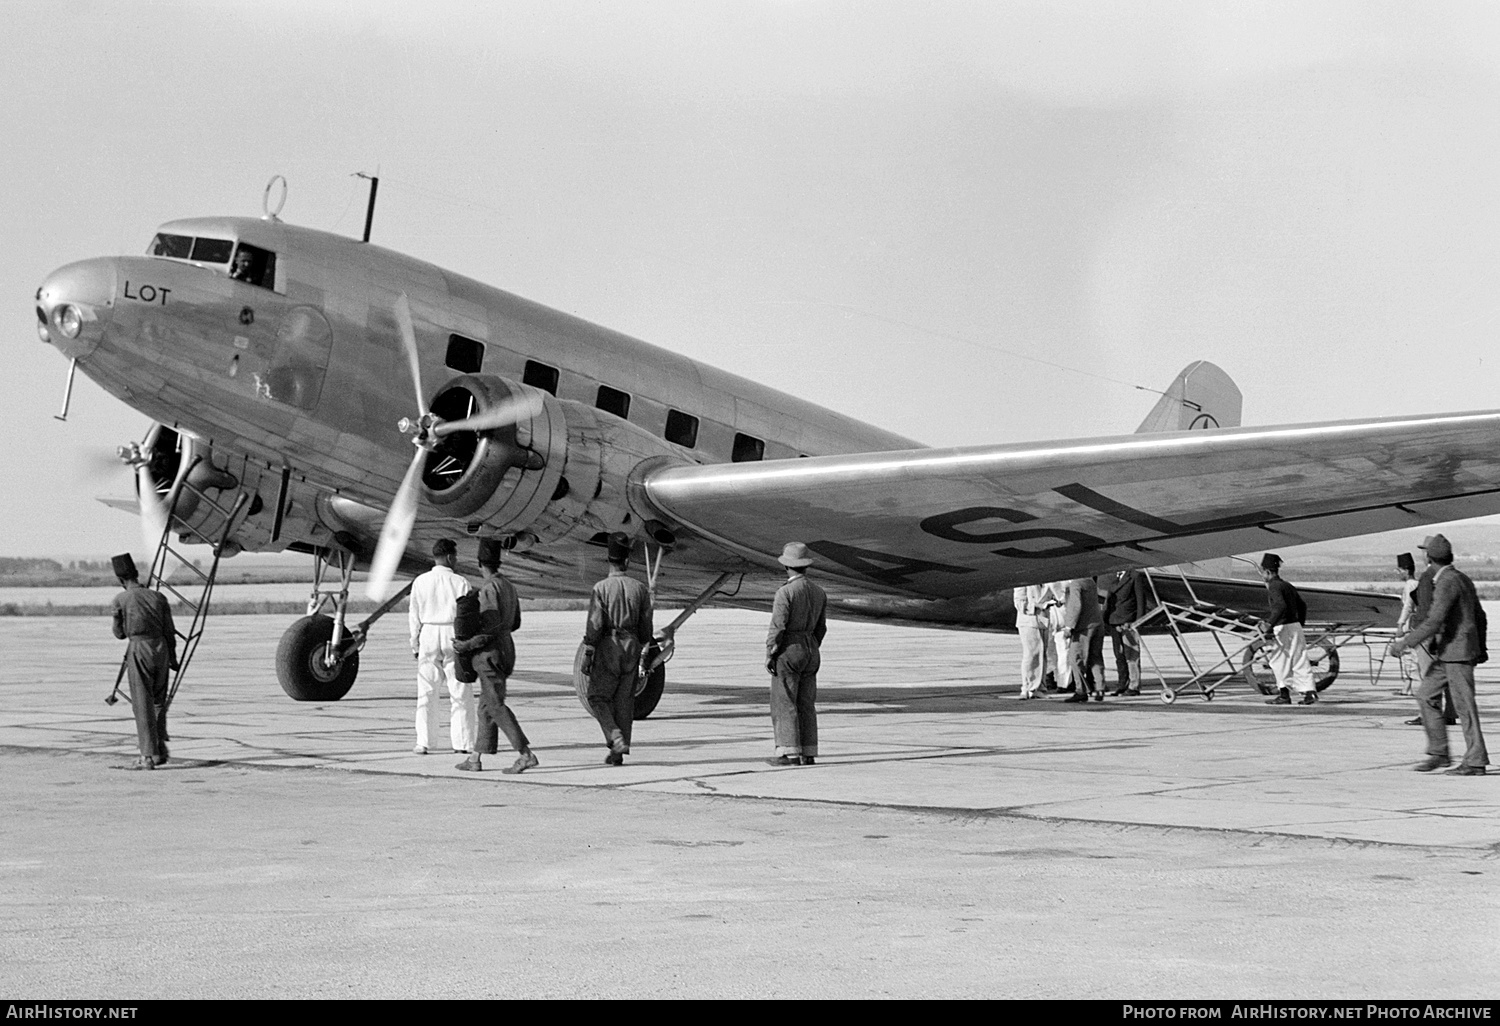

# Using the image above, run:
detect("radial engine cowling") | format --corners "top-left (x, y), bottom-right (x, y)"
top-left (420, 374), bottom-right (566, 529)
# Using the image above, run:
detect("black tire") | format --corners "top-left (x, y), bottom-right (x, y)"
top-left (1313, 646), bottom-right (1340, 692)
top-left (276, 614), bottom-right (359, 702)
top-left (634, 641), bottom-right (666, 719)
top-left (1242, 638), bottom-right (1340, 694)
top-left (1241, 638), bottom-right (1278, 695)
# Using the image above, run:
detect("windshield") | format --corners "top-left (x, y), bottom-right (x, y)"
top-left (149, 233), bottom-right (234, 265)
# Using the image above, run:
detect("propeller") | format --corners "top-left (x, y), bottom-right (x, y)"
top-left (363, 294), bottom-right (545, 600)
top-left (115, 441), bottom-right (169, 559)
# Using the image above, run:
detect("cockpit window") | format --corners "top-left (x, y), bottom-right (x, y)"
top-left (229, 243), bottom-right (277, 289)
top-left (149, 233), bottom-right (234, 264)
top-left (191, 237), bottom-right (234, 263)
top-left (150, 233), bottom-right (193, 258)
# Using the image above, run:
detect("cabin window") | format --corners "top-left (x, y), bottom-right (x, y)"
top-left (665, 409), bottom-right (699, 448)
top-left (150, 234), bottom-right (193, 259)
top-left (523, 360), bottom-right (559, 395)
top-left (229, 243), bottom-right (277, 289)
top-left (732, 432), bottom-right (765, 462)
top-left (595, 385), bottom-right (631, 420)
top-left (446, 334), bottom-right (485, 373)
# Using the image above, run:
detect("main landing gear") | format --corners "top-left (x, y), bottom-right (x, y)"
top-left (633, 562), bottom-right (740, 719)
top-left (276, 549), bottom-right (412, 701)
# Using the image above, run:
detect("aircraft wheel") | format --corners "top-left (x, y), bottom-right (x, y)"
top-left (1241, 638), bottom-right (1278, 696)
top-left (1313, 646), bottom-right (1340, 692)
top-left (275, 614), bottom-right (359, 702)
top-left (634, 641), bottom-right (666, 720)
top-left (1160, 688), bottom-right (1177, 705)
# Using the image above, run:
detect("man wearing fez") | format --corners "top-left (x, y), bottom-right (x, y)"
top-left (1389, 534), bottom-right (1490, 775)
top-left (1257, 553), bottom-right (1318, 705)
top-left (582, 532), bottom-right (654, 766)
top-left (109, 553), bottom-right (178, 770)
top-left (765, 542), bottom-right (828, 766)
top-left (455, 538), bottom-right (537, 774)
top-left (408, 537), bottom-right (474, 756)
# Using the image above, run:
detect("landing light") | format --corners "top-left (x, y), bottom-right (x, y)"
top-left (55, 304), bottom-right (82, 340)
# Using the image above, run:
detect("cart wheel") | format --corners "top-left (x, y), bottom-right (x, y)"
top-left (1202, 688), bottom-right (1214, 702)
top-left (1241, 638), bottom-right (1278, 696)
top-left (1160, 688), bottom-right (1177, 705)
top-left (1312, 646), bottom-right (1341, 692)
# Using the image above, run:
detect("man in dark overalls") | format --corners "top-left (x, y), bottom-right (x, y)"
top-left (582, 532), bottom-right (654, 766)
top-left (455, 538), bottom-right (538, 774)
top-left (109, 553), bottom-right (177, 770)
top-left (765, 542), bottom-right (828, 766)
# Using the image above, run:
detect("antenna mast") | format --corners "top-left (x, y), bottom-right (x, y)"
top-left (354, 172), bottom-right (379, 242)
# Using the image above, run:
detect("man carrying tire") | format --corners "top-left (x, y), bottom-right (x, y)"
top-left (455, 538), bottom-right (537, 774)
top-left (582, 532), bottom-right (653, 766)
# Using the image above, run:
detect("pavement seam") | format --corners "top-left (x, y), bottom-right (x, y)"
top-left (7, 742), bottom-right (1495, 855)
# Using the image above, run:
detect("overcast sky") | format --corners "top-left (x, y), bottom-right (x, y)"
top-left (4, 1), bottom-right (1500, 558)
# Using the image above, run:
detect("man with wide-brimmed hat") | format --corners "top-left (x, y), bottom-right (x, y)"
top-left (582, 532), bottom-right (654, 765)
top-left (1256, 553), bottom-right (1317, 706)
top-left (109, 552), bottom-right (177, 769)
top-left (408, 537), bottom-right (474, 756)
top-left (455, 537), bottom-right (537, 774)
top-left (1389, 534), bottom-right (1490, 775)
top-left (765, 542), bottom-right (828, 766)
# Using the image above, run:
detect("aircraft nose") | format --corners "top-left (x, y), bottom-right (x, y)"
top-left (36, 258), bottom-right (116, 359)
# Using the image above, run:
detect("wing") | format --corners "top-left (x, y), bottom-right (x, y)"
top-left (640, 408), bottom-right (1500, 597)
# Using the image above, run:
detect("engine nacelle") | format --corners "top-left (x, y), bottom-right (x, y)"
top-left (419, 374), bottom-right (567, 530)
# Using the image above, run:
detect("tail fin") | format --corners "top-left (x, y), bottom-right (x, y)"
top-left (1135, 361), bottom-right (1242, 433)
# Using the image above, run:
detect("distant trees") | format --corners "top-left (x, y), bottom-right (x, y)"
top-left (0, 558), bottom-right (64, 576)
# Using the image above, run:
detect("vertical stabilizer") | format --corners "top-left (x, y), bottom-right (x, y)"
top-left (1135, 361), bottom-right (1242, 433)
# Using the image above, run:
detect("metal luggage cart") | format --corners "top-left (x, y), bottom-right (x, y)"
top-left (1135, 572), bottom-right (1400, 704)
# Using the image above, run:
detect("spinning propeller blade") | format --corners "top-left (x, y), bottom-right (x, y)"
top-left (393, 293), bottom-right (428, 419)
top-left (433, 392), bottom-right (544, 437)
top-left (365, 446), bottom-right (426, 601)
top-left (136, 462), bottom-right (169, 557)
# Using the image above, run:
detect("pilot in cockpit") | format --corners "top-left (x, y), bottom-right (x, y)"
top-left (229, 248), bottom-right (256, 283)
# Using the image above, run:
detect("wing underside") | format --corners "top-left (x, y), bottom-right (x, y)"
top-left (640, 408), bottom-right (1500, 598)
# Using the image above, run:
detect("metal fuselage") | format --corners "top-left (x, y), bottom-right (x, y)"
top-left (39, 216), bottom-right (955, 620)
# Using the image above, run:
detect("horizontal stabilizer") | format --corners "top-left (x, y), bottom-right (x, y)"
top-left (1136, 361), bottom-right (1242, 433)
top-left (97, 496), bottom-right (139, 515)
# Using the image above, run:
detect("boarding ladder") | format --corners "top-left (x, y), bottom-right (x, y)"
top-left (107, 457), bottom-right (251, 712)
top-left (1136, 573), bottom-right (1356, 704)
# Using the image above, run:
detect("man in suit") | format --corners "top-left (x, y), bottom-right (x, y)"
top-left (1102, 569), bottom-right (1151, 696)
top-left (1063, 577), bottom-right (1105, 703)
top-left (1389, 534), bottom-right (1489, 775)
top-left (1400, 549), bottom-right (1457, 726)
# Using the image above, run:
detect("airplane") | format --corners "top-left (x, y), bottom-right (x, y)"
top-left (35, 184), bottom-right (1476, 713)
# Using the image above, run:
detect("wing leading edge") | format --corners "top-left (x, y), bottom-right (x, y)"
top-left (640, 408), bottom-right (1500, 598)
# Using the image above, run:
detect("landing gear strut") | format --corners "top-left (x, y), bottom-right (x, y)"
top-left (275, 549), bottom-right (412, 702)
top-left (633, 565), bottom-right (739, 719)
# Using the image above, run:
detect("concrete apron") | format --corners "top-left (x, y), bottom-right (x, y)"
top-left (2, 609), bottom-right (1495, 850)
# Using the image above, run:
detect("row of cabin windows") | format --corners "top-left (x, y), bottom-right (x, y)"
top-left (444, 333), bottom-right (766, 461)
